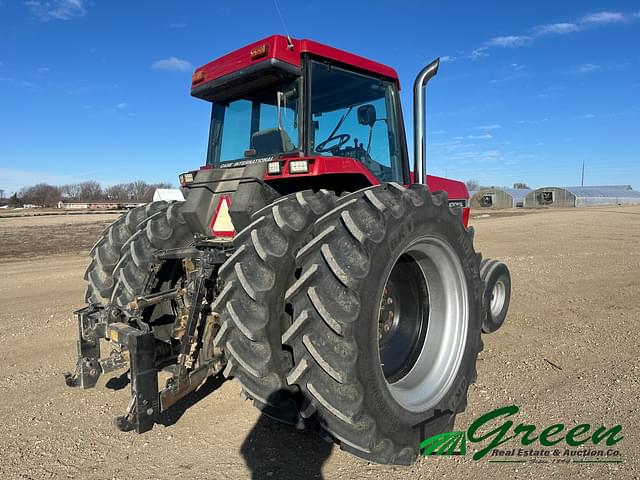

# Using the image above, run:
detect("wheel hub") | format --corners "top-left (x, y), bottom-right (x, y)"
top-left (377, 236), bottom-right (469, 412)
top-left (378, 255), bottom-right (429, 383)
top-left (490, 279), bottom-right (506, 318)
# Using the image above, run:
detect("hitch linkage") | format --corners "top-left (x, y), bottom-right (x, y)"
top-left (64, 248), bottom-right (224, 434)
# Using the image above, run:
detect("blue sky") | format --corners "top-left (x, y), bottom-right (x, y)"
top-left (1, 0), bottom-right (639, 194)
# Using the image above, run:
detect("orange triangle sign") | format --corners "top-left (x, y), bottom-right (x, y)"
top-left (210, 195), bottom-right (235, 237)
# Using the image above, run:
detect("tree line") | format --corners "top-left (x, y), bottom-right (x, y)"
top-left (3, 180), bottom-right (173, 208)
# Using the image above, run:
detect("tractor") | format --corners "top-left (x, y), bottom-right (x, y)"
top-left (65, 35), bottom-right (511, 465)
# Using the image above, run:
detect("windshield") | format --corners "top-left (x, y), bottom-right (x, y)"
top-left (309, 60), bottom-right (404, 183)
top-left (207, 80), bottom-right (300, 165)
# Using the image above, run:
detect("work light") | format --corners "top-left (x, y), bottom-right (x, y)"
top-left (289, 160), bottom-right (309, 174)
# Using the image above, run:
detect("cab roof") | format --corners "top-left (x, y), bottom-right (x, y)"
top-left (191, 35), bottom-right (399, 94)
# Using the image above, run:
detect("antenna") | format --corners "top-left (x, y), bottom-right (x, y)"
top-left (273, 0), bottom-right (294, 49)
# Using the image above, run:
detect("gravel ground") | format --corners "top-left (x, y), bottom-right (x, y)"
top-left (0, 206), bottom-right (638, 479)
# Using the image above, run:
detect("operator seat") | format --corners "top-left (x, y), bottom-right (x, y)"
top-left (251, 128), bottom-right (295, 156)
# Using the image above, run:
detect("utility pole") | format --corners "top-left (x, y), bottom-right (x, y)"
top-left (581, 160), bottom-right (585, 187)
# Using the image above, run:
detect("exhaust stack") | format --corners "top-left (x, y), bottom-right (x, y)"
top-left (413, 58), bottom-right (440, 185)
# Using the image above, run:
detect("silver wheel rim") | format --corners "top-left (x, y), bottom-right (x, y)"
top-left (490, 278), bottom-right (506, 318)
top-left (379, 235), bottom-right (469, 412)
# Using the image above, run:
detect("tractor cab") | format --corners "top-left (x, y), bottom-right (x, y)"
top-left (191, 35), bottom-right (408, 190)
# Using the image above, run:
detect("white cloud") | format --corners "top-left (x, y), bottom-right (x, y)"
top-left (580, 11), bottom-right (625, 25)
top-left (452, 134), bottom-right (493, 140)
top-left (535, 22), bottom-right (580, 35)
top-left (151, 56), bottom-right (192, 72)
top-left (576, 63), bottom-right (600, 73)
top-left (469, 10), bottom-right (638, 62)
top-left (441, 55), bottom-right (456, 63)
top-left (37, 67), bottom-right (50, 73)
top-left (469, 47), bottom-right (489, 60)
top-left (580, 113), bottom-right (596, 119)
top-left (169, 22), bottom-right (186, 29)
top-left (115, 102), bottom-right (128, 109)
top-left (475, 124), bottom-right (502, 130)
top-left (25, 0), bottom-right (86, 21)
top-left (486, 35), bottom-right (532, 48)
top-left (481, 150), bottom-right (500, 157)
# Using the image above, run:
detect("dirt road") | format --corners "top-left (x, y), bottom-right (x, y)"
top-left (0, 207), bottom-right (638, 479)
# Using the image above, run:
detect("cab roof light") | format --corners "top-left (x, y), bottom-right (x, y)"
top-left (191, 71), bottom-right (205, 85)
top-left (250, 44), bottom-right (269, 60)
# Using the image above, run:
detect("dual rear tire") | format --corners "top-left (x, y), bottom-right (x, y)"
top-left (84, 201), bottom-right (170, 305)
top-left (222, 183), bottom-right (484, 464)
top-left (280, 183), bottom-right (483, 464)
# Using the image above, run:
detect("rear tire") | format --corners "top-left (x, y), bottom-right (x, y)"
top-left (213, 190), bottom-right (336, 425)
top-left (110, 201), bottom-right (193, 310)
top-left (282, 183), bottom-right (483, 464)
top-left (84, 202), bottom-right (169, 305)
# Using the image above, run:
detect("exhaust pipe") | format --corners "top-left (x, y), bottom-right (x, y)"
top-left (413, 58), bottom-right (440, 185)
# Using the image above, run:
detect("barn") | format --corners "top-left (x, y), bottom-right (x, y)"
top-left (470, 188), bottom-right (531, 209)
top-left (524, 185), bottom-right (640, 208)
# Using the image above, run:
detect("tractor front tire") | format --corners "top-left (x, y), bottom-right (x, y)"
top-left (480, 259), bottom-right (511, 333)
top-left (282, 183), bottom-right (483, 464)
top-left (213, 190), bottom-right (336, 425)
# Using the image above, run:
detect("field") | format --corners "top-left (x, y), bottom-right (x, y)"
top-left (0, 207), bottom-right (638, 479)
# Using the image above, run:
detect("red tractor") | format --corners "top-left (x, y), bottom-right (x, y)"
top-left (65, 35), bottom-right (511, 465)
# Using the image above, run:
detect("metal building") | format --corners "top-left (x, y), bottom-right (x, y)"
top-left (524, 185), bottom-right (640, 207)
top-left (470, 188), bottom-right (531, 209)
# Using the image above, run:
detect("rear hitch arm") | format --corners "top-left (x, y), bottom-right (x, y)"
top-left (108, 322), bottom-right (160, 433)
top-left (65, 250), bottom-right (224, 434)
top-left (63, 305), bottom-right (104, 389)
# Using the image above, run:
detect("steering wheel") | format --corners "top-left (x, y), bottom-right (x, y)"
top-left (316, 133), bottom-right (351, 153)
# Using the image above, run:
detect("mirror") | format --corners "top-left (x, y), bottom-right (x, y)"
top-left (357, 104), bottom-right (376, 127)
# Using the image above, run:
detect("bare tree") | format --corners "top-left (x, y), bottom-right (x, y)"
top-left (513, 182), bottom-right (530, 189)
top-left (0, 188), bottom-right (5, 200)
top-left (78, 181), bottom-right (104, 201)
top-left (20, 183), bottom-right (61, 207)
top-left (18, 180), bottom-right (174, 206)
top-left (110, 181), bottom-right (173, 202)
top-left (105, 183), bottom-right (131, 201)
top-left (60, 183), bottom-right (82, 200)
top-left (465, 180), bottom-right (480, 192)
top-left (8, 193), bottom-right (21, 207)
